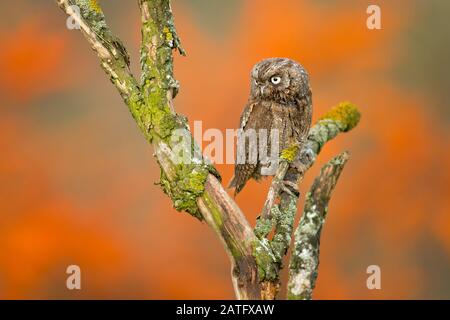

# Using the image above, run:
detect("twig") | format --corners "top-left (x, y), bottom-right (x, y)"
top-left (287, 151), bottom-right (350, 300)
top-left (260, 161), bottom-right (290, 221)
top-left (56, 0), bottom-right (139, 102)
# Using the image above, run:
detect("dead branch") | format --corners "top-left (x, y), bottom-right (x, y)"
top-left (288, 151), bottom-right (350, 299)
top-left (55, 0), bottom-right (361, 300)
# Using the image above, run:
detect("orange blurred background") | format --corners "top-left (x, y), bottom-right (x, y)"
top-left (0, 0), bottom-right (449, 299)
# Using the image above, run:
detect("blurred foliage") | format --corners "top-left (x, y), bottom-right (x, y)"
top-left (182, 0), bottom-right (241, 36)
top-left (0, 0), bottom-right (449, 299)
top-left (398, 0), bottom-right (450, 123)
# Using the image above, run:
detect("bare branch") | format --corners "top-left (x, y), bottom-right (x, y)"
top-left (287, 151), bottom-right (350, 300)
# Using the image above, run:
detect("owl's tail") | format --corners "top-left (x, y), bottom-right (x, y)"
top-left (227, 175), bottom-right (236, 188)
top-left (227, 174), bottom-right (246, 196)
top-left (227, 175), bottom-right (238, 196)
top-left (228, 163), bottom-right (257, 195)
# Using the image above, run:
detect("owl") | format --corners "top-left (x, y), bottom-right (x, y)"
top-left (228, 58), bottom-right (313, 194)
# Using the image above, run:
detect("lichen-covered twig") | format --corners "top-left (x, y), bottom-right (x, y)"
top-left (287, 151), bottom-right (350, 300)
top-left (138, 0), bottom-right (185, 98)
top-left (260, 152), bottom-right (294, 221)
top-left (259, 101), bottom-right (360, 225)
top-left (56, 0), bottom-right (140, 102)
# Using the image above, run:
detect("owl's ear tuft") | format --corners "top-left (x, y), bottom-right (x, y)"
top-left (319, 102), bottom-right (361, 132)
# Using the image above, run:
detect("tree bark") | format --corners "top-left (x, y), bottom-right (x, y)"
top-left (55, 0), bottom-right (361, 300)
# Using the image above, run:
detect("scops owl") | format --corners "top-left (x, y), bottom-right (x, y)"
top-left (228, 58), bottom-right (313, 194)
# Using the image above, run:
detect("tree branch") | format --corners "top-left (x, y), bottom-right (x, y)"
top-left (254, 102), bottom-right (361, 299)
top-left (260, 101), bottom-right (361, 223)
top-left (56, 0), bottom-right (361, 300)
top-left (57, 0), bottom-right (261, 300)
top-left (56, 0), bottom-right (139, 102)
top-left (198, 175), bottom-right (260, 299)
top-left (260, 160), bottom-right (291, 221)
top-left (287, 151), bottom-right (350, 300)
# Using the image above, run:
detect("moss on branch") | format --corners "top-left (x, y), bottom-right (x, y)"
top-left (159, 162), bottom-right (219, 220)
top-left (136, 0), bottom-right (219, 219)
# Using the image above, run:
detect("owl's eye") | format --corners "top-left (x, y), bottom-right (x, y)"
top-left (270, 76), bottom-right (281, 85)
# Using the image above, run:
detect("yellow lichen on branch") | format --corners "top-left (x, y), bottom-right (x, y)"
top-left (88, 0), bottom-right (102, 13)
top-left (319, 101), bottom-right (361, 132)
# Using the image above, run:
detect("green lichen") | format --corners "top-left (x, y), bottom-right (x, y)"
top-left (253, 239), bottom-right (278, 281)
top-left (156, 112), bottom-right (184, 140)
top-left (254, 217), bottom-right (275, 239)
top-left (319, 101), bottom-right (361, 132)
top-left (125, 1), bottom-right (218, 219)
top-left (155, 116), bottom-right (221, 220)
top-left (271, 197), bottom-right (297, 262)
top-left (201, 191), bottom-right (224, 228)
top-left (77, 0), bottom-right (107, 34)
top-left (140, 0), bottom-right (183, 93)
top-left (198, 191), bottom-right (243, 260)
top-left (159, 163), bottom-right (211, 220)
top-left (280, 143), bottom-right (299, 162)
top-left (254, 191), bottom-right (298, 283)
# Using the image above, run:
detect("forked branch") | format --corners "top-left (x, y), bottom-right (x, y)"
top-left (55, 0), bottom-right (360, 300)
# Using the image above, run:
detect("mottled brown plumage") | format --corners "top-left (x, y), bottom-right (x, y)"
top-left (229, 58), bottom-right (313, 194)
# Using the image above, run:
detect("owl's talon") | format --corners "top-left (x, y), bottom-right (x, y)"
top-left (281, 180), bottom-right (299, 197)
top-left (299, 147), bottom-right (315, 164)
top-left (292, 160), bottom-right (308, 175)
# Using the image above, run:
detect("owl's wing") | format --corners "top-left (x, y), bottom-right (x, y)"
top-left (228, 102), bottom-right (259, 194)
top-left (239, 102), bottom-right (255, 129)
top-left (294, 89), bottom-right (313, 141)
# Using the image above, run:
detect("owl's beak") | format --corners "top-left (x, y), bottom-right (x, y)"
top-left (260, 85), bottom-right (266, 95)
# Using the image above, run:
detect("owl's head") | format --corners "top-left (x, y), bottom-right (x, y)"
top-left (250, 58), bottom-right (310, 104)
